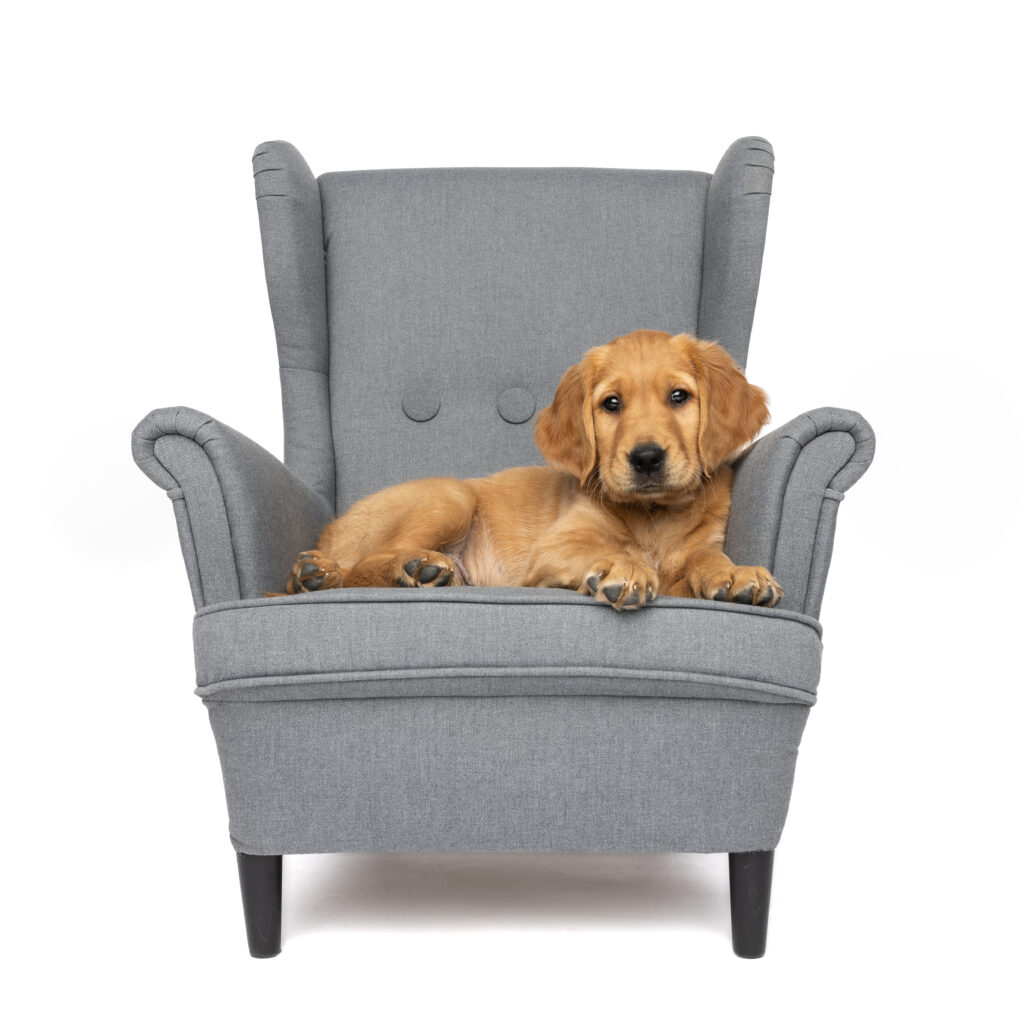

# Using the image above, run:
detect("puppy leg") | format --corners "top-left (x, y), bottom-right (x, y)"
top-left (665, 548), bottom-right (783, 607)
top-left (316, 478), bottom-right (479, 589)
top-left (521, 507), bottom-right (659, 610)
top-left (344, 550), bottom-right (463, 589)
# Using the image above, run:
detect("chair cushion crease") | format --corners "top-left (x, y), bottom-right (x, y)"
top-left (193, 588), bottom-right (822, 705)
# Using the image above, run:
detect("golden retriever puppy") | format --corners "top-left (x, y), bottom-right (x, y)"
top-left (280, 330), bottom-right (782, 610)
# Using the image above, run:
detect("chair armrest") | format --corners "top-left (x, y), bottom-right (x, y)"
top-left (132, 407), bottom-right (334, 608)
top-left (724, 407), bottom-right (875, 619)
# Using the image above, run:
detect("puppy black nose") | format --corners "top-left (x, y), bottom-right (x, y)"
top-left (628, 443), bottom-right (666, 474)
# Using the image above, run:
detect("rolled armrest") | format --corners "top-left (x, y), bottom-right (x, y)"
top-left (132, 407), bottom-right (334, 608)
top-left (724, 407), bottom-right (875, 619)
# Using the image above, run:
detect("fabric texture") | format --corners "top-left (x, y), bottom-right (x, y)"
top-left (207, 696), bottom-right (810, 855)
top-left (132, 406), bottom-right (333, 606)
top-left (194, 588), bottom-right (822, 703)
top-left (252, 139), bottom-right (775, 513)
top-left (724, 407), bottom-right (875, 618)
top-left (316, 166), bottom-right (714, 511)
top-left (697, 138), bottom-right (774, 368)
top-left (253, 142), bottom-right (335, 507)
top-left (130, 138), bottom-right (878, 862)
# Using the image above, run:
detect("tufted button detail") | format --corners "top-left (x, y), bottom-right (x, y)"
top-left (497, 387), bottom-right (536, 424)
top-left (401, 389), bottom-right (441, 422)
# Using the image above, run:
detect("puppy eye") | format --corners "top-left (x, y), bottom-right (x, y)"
top-left (602, 396), bottom-right (621, 413)
top-left (670, 389), bottom-right (690, 406)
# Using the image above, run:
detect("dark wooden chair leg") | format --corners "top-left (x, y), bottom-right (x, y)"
top-left (237, 853), bottom-right (282, 958)
top-left (729, 850), bottom-right (774, 958)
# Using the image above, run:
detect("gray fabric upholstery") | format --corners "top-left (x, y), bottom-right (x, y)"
top-left (131, 139), bottom-right (877, 867)
top-left (132, 407), bottom-right (332, 606)
top-left (253, 139), bottom-right (774, 512)
top-left (194, 588), bottom-right (822, 703)
top-left (206, 696), bottom-right (809, 855)
top-left (698, 137), bottom-right (774, 369)
top-left (724, 408), bottom-right (875, 618)
top-left (254, 139), bottom-right (773, 512)
top-left (317, 167), bottom-right (710, 510)
top-left (253, 142), bottom-right (335, 507)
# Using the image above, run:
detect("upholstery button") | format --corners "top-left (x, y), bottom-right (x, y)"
top-left (497, 387), bottom-right (535, 424)
top-left (401, 390), bottom-right (441, 422)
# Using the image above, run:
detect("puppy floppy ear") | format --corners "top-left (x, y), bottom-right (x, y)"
top-left (691, 339), bottom-right (769, 472)
top-left (534, 359), bottom-right (597, 483)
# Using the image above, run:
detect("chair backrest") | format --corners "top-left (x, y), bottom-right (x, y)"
top-left (253, 138), bottom-right (773, 512)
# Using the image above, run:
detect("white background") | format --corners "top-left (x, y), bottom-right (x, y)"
top-left (4, 1), bottom-right (1020, 1020)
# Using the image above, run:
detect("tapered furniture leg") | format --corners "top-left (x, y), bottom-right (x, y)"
top-left (236, 853), bottom-right (282, 958)
top-left (729, 850), bottom-right (774, 958)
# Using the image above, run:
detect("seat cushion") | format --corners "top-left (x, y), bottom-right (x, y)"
top-left (194, 588), bottom-right (821, 705)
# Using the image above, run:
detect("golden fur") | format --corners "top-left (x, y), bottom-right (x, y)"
top-left (278, 330), bottom-right (782, 609)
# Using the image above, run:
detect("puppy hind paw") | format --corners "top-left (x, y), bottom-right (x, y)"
top-left (397, 552), bottom-right (462, 588)
top-left (286, 550), bottom-right (345, 593)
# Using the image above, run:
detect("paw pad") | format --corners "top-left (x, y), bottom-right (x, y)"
top-left (295, 561), bottom-right (325, 590)
top-left (400, 556), bottom-right (454, 588)
top-left (286, 550), bottom-right (342, 594)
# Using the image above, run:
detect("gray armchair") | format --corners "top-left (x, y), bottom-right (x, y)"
top-left (132, 138), bottom-right (874, 958)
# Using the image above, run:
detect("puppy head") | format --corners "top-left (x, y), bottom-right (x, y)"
top-left (535, 330), bottom-right (768, 503)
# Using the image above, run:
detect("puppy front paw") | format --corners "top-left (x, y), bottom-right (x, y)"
top-left (693, 565), bottom-right (782, 607)
top-left (286, 550), bottom-right (345, 594)
top-left (583, 561), bottom-right (658, 610)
